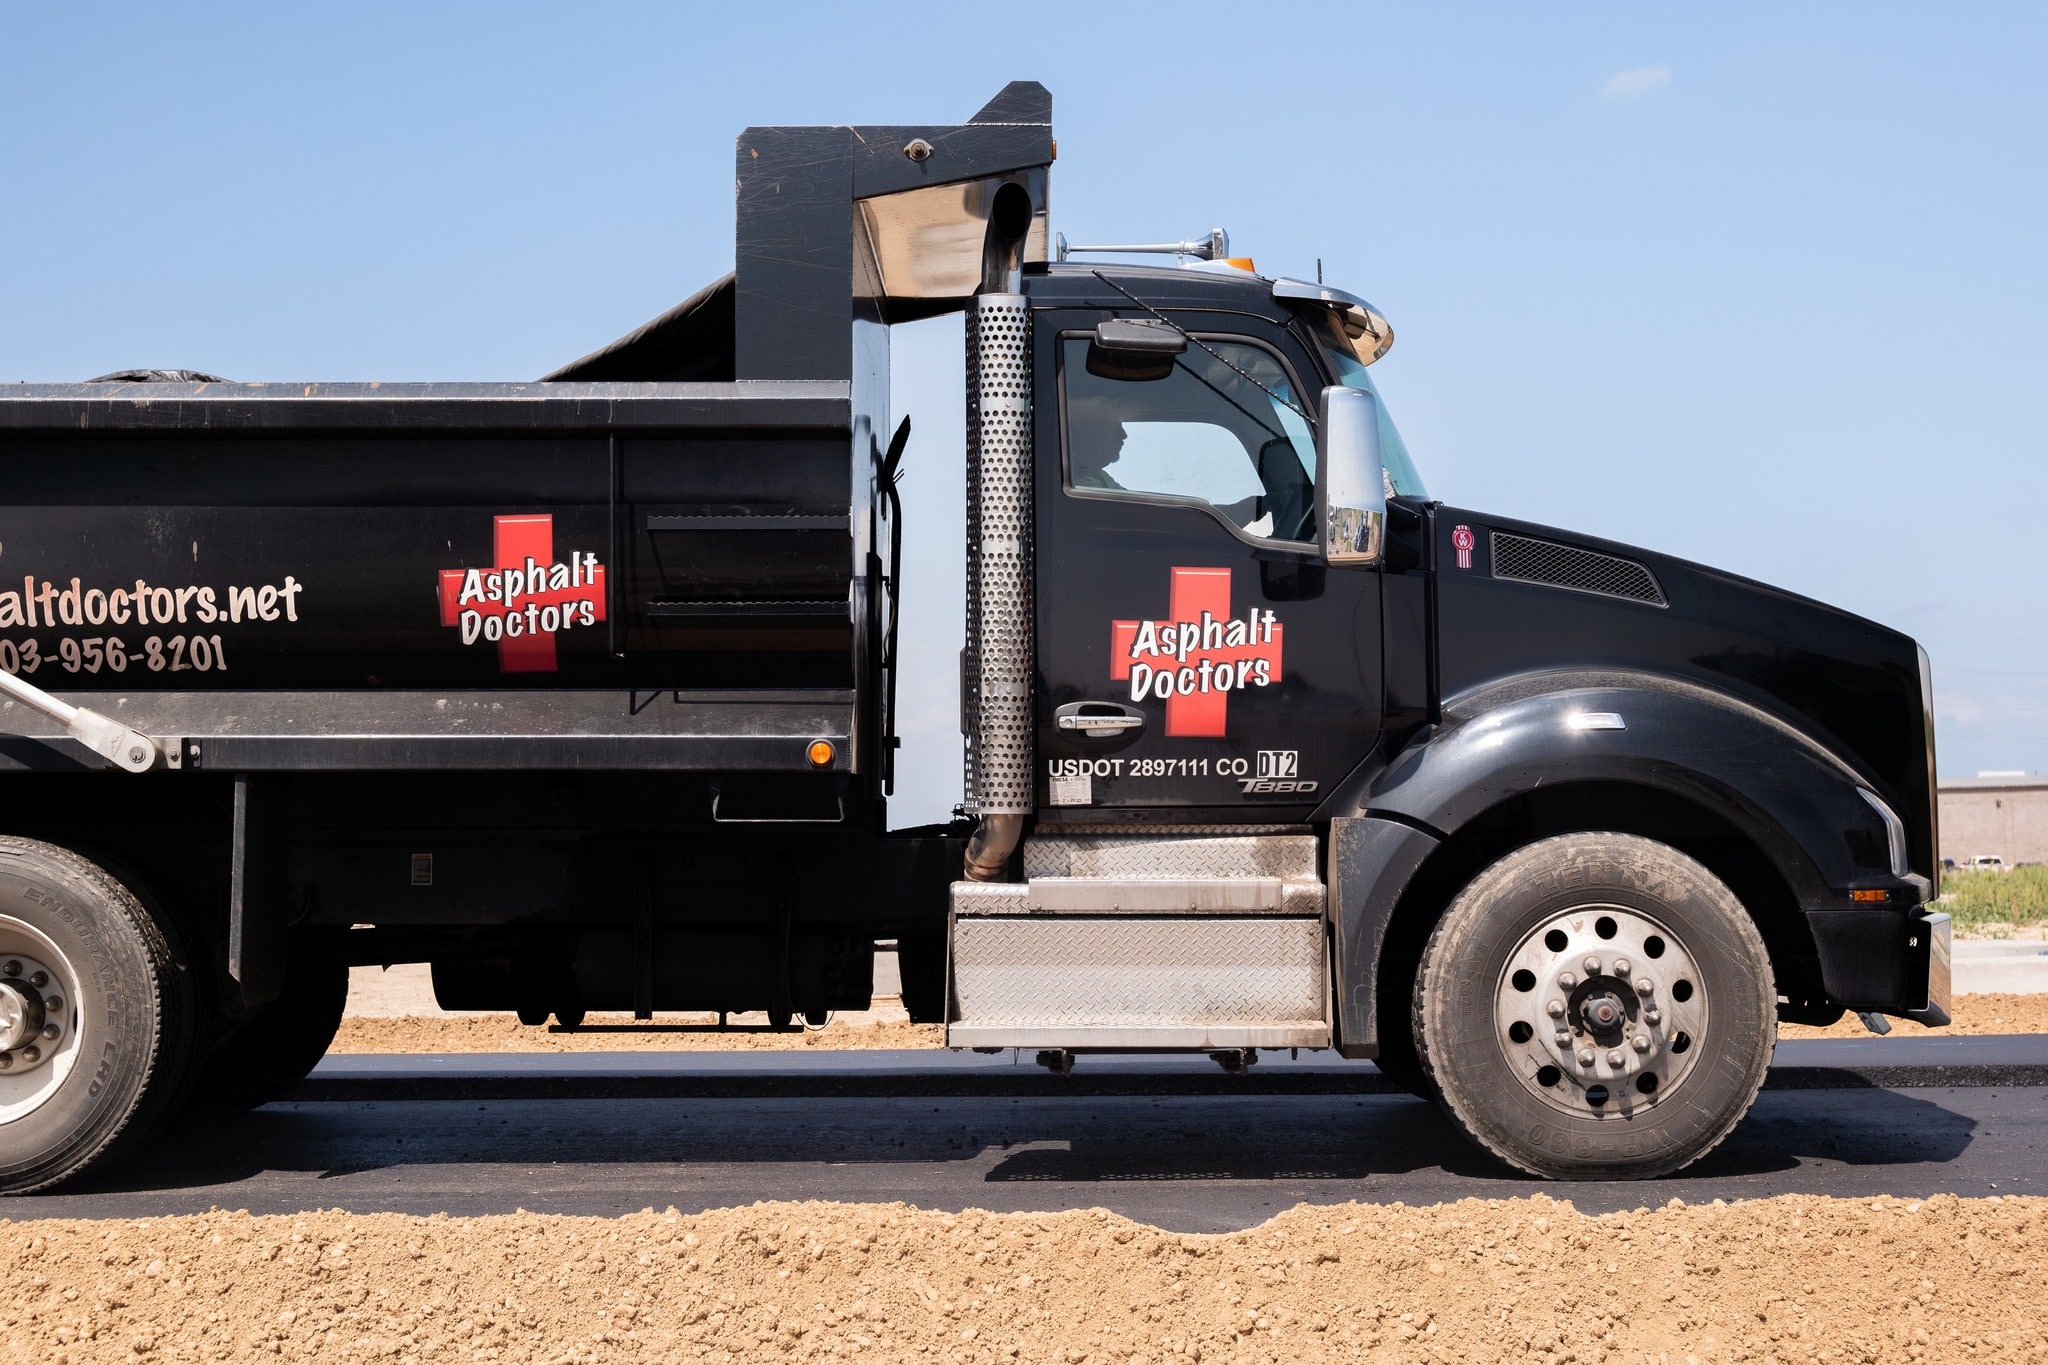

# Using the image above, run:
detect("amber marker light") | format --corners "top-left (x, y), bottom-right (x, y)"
top-left (807, 740), bottom-right (835, 768)
top-left (1849, 889), bottom-right (1889, 903)
top-left (1221, 257), bottom-right (1258, 273)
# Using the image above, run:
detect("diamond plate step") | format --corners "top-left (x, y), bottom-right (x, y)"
top-left (949, 830), bottom-right (1330, 1050)
top-left (947, 912), bottom-right (1330, 1050)
top-left (954, 878), bottom-right (1324, 916)
top-left (1022, 828), bottom-right (1317, 880)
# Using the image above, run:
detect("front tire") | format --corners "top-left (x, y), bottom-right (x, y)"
top-left (1412, 833), bottom-right (1774, 1179)
top-left (0, 838), bottom-right (198, 1193)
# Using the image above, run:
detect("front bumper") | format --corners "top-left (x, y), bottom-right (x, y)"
top-left (1805, 905), bottom-right (1951, 1025)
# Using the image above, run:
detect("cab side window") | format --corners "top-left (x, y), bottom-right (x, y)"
top-left (1061, 335), bottom-right (1318, 544)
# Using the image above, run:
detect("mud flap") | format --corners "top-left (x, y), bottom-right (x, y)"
top-left (1904, 909), bottom-right (1951, 1027)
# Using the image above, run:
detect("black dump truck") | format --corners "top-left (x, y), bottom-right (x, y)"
top-left (0, 84), bottom-right (1947, 1190)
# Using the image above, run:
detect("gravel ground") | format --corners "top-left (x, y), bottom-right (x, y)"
top-left (328, 991), bottom-right (2048, 1054)
top-left (334, 961), bottom-right (935, 1052)
top-left (1778, 992), bottom-right (2048, 1038)
top-left (12, 975), bottom-right (2043, 1360)
top-left (5, 1193), bottom-right (2042, 1363)
top-left (331, 1013), bottom-right (942, 1053)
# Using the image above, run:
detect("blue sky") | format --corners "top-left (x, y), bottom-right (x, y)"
top-left (3, 4), bottom-right (2043, 822)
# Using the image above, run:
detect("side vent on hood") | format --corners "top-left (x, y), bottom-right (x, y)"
top-left (1491, 533), bottom-right (1667, 607)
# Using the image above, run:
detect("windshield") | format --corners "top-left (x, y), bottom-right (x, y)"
top-left (1299, 306), bottom-right (1428, 499)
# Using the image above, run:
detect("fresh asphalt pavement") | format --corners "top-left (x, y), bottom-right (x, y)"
top-left (12, 1039), bottom-right (2048, 1231)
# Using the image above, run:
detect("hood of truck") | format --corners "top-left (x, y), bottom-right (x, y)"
top-left (1429, 505), bottom-right (1937, 880)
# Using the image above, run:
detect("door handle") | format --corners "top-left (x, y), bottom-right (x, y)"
top-left (1054, 702), bottom-right (1145, 738)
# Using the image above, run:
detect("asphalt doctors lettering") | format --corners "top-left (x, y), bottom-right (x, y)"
top-left (1110, 566), bottom-right (1283, 737)
top-left (438, 514), bottom-right (607, 673)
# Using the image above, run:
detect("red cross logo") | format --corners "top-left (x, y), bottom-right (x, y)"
top-left (437, 514), bottom-right (606, 673)
top-left (1110, 566), bottom-right (1283, 737)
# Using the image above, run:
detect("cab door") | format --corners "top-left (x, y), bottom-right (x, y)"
top-left (1033, 308), bottom-right (1383, 817)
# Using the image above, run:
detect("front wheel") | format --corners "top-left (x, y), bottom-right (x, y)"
top-left (1412, 833), bottom-right (1775, 1179)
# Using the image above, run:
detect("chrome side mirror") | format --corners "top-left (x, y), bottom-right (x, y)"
top-left (1317, 386), bottom-right (1385, 566)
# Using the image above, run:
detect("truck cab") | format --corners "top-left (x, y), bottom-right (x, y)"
top-left (0, 83), bottom-right (1947, 1190)
top-left (943, 248), bottom-right (1946, 1163)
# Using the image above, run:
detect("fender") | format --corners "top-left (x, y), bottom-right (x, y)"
top-left (1366, 670), bottom-right (1912, 905)
top-left (1324, 671), bottom-right (1925, 1053)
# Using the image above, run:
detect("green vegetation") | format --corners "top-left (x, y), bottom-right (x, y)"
top-left (1941, 866), bottom-right (2048, 937)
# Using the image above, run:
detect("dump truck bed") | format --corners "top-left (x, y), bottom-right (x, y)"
top-left (0, 378), bottom-right (870, 774)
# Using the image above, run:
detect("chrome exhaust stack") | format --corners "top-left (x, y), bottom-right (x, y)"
top-left (962, 182), bottom-right (1037, 881)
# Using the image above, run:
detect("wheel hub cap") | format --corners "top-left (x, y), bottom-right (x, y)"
top-left (0, 982), bottom-right (30, 1051)
top-left (0, 935), bottom-right (79, 1105)
top-left (1579, 991), bottom-right (1626, 1033)
top-left (1496, 904), bottom-right (1710, 1118)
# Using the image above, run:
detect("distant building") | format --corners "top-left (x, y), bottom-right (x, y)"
top-left (1938, 775), bottom-right (2048, 866)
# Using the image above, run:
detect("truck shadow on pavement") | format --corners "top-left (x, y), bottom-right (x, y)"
top-left (14, 1080), bottom-right (1987, 1219)
top-left (976, 1081), bottom-right (1981, 1185)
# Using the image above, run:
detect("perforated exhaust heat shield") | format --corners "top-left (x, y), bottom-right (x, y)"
top-left (962, 293), bottom-right (1034, 817)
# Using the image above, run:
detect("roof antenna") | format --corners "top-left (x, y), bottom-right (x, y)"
top-left (1317, 258), bottom-right (1323, 284)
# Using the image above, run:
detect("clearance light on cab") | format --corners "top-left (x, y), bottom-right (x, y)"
top-left (806, 740), bottom-right (836, 768)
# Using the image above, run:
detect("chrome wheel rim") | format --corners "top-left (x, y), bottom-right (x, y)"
top-left (1493, 902), bottom-right (1710, 1119)
top-left (0, 915), bottom-right (86, 1124)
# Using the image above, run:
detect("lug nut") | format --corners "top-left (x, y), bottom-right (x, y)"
top-left (1554, 1028), bottom-right (1572, 1045)
top-left (1577, 1049), bottom-right (1595, 1067)
top-left (1635, 977), bottom-right (1654, 996)
top-left (1612, 958), bottom-right (1631, 977)
top-left (1606, 1049), bottom-right (1626, 1067)
top-left (1559, 972), bottom-right (1578, 990)
top-left (1632, 1034), bottom-right (1652, 1053)
top-left (1583, 956), bottom-right (1602, 976)
top-left (1546, 999), bottom-right (1566, 1018)
top-left (29, 971), bottom-right (47, 988)
top-left (40, 1024), bottom-right (57, 1040)
top-left (1645, 1007), bottom-right (1662, 1024)
top-left (2, 961), bottom-right (18, 978)
top-left (44, 996), bottom-right (61, 1013)
top-left (0, 1052), bottom-right (11, 1069)
top-left (21, 1046), bottom-right (38, 1063)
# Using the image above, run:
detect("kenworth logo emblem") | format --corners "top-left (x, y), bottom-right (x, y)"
top-left (1111, 566), bottom-right (1283, 737)
top-left (438, 514), bottom-right (606, 673)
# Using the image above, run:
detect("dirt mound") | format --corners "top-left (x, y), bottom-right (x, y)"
top-left (6, 1193), bottom-right (2043, 1363)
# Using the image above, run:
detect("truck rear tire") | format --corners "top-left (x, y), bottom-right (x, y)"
top-left (191, 948), bottom-right (349, 1113)
top-left (0, 838), bottom-right (199, 1193)
top-left (1412, 832), bottom-right (1774, 1180)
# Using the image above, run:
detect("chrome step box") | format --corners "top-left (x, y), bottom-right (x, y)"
top-left (947, 829), bottom-right (1329, 1051)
